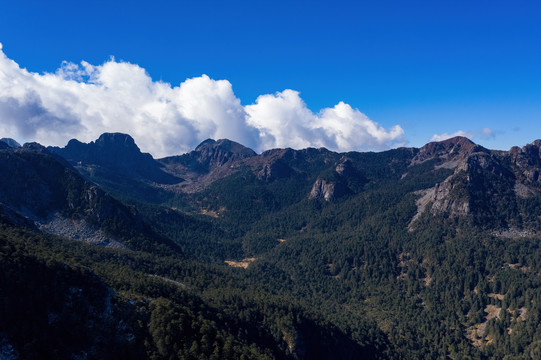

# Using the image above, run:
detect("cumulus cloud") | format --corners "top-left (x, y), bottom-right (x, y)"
top-left (246, 90), bottom-right (405, 152)
top-left (0, 44), bottom-right (404, 157)
top-left (430, 130), bottom-right (475, 142)
top-left (430, 128), bottom-right (496, 143)
top-left (480, 127), bottom-right (495, 140)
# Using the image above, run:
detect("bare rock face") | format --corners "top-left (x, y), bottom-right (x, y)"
top-left (460, 152), bottom-right (508, 177)
top-left (410, 141), bottom-right (513, 226)
top-left (50, 132), bottom-right (181, 184)
top-left (335, 159), bottom-right (354, 177)
top-left (430, 181), bottom-right (471, 215)
top-left (411, 136), bottom-right (487, 169)
top-left (509, 140), bottom-right (541, 184)
top-left (309, 179), bottom-right (349, 201)
top-left (257, 159), bottom-right (293, 182)
top-left (175, 138), bottom-right (257, 173)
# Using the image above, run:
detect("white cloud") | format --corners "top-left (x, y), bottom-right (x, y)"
top-left (0, 44), bottom-right (404, 157)
top-left (245, 90), bottom-right (405, 152)
top-left (430, 130), bottom-right (475, 142)
top-left (480, 127), bottom-right (495, 140)
top-left (430, 128), bottom-right (496, 143)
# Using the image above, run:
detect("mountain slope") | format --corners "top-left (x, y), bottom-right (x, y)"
top-left (7, 132), bottom-right (541, 359)
top-left (49, 133), bottom-right (183, 202)
top-left (0, 144), bottom-right (180, 253)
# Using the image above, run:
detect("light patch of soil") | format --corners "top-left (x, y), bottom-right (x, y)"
top-left (517, 307), bottom-right (528, 321)
top-left (514, 182), bottom-right (537, 199)
top-left (422, 274), bottom-right (433, 286)
top-left (466, 304), bottom-right (501, 347)
top-left (508, 307), bottom-right (528, 322)
top-left (200, 209), bottom-right (219, 218)
top-left (225, 258), bottom-right (256, 269)
top-left (505, 263), bottom-right (530, 273)
top-left (488, 293), bottom-right (505, 301)
top-left (485, 305), bottom-right (501, 322)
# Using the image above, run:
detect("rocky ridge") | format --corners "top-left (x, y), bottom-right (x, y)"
top-left (12, 132), bottom-right (541, 232)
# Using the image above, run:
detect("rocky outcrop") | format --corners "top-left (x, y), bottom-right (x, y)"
top-left (411, 136), bottom-right (487, 169)
top-left (409, 139), bottom-right (521, 228)
top-left (335, 159), bottom-right (355, 177)
top-left (509, 140), bottom-right (541, 184)
top-left (50, 133), bottom-right (181, 184)
top-left (159, 139), bottom-right (257, 192)
top-left (40, 213), bottom-right (127, 249)
top-left (309, 179), bottom-right (350, 201)
top-left (257, 159), bottom-right (293, 182)
top-left (430, 180), bottom-right (471, 215)
top-left (161, 138), bottom-right (257, 174)
top-left (194, 138), bottom-right (257, 168)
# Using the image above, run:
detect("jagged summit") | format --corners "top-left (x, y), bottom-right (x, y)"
top-left (49, 133), bottom-right (181, 186)
top-left (60, 132), bottom-right (146, 165)
top-left (162, 138), bottom-right (256, 174)
top-left (0, 138), bottom-right (21, 148)
top-left (195, 138), bottom-right (257, 157)
top-left (412, 136), bottom-right (485, 164)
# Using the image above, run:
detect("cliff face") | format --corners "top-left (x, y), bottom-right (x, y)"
top-left (509, 140), bottom-right (541, 184)
top-left (309, 179), bottom-right (350, 201)
top-left (50, 133), bottom-right (181, 185)
top-left (407, 137), bottom-right (541, 229)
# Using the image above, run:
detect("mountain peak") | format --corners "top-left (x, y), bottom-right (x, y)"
top-left (95, 132), bottom-right (137, 149)
top-left (49, 133), bottom-right (181, 185)
top-left (0, 138), bottom-right (21, 148)
top-left (413, 136), bottom-right (485, 164)
top-left (180, 138), bottom-right (257, 170)
top-left (195, 138), bottom-right (257, 157)
top-left (423, 136), bottom-right (477, 153)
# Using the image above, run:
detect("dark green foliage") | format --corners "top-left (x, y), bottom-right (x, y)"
top-left (3, 136), bottom-right (541, 359)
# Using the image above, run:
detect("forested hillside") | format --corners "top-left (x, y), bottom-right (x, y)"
top-left (1, 134), bottom-right (541, 359)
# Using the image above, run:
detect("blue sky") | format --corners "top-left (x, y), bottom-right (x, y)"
top-left (1, 0), bottom-right (540, 156)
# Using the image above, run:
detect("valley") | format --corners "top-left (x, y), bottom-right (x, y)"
top-left (1, 134), bottom-right (541, 359)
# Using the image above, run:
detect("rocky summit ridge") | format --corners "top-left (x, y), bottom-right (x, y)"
top-left (4, 132), bottom-right (541, 231)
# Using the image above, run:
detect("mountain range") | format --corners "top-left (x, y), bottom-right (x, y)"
top-left (1, 133), bottom-right (541, 359)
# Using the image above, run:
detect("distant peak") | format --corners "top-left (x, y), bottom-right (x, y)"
top-left (413, 136), bottom-right (485, 164)
top-left (420, 136), bottom-right (479, 155)
top-left (0, 138), bottom-right (21, 148)
top-left (528, 139), bottom-right (541, 148)
top-left (195, 138), bottom-right (257, 157)
top-left (22, 142), bottom-right (47, 151)
top-left (96, 132), bottom-right (136, 147)
top-left (195, 138), bottom-right (217, 150)
top-left (438, 136), bottom-right (476, 146)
